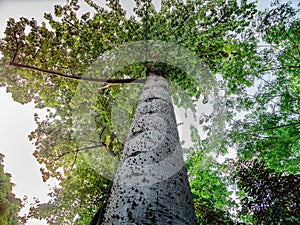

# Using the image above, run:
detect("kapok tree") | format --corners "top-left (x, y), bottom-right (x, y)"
top-left (0, 0), bottom-right (259, 224)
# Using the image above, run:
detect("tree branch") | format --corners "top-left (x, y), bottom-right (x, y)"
top-left (56, 143), bottom-right (105, 160)
top-left (247, 65), bottom-right (300, 93)
top-left (11, 33), bottom-right (19, 63)
top-left (9, 61), bottom-right (146, 85)
top-left (63, 18), bottom-right (79, 31)
top-left (259, 65), bottom-right (300, 74)
top-left (265, 40), bottom-right (300, 63)
top-left (281, 26), bottom-right (300, 56)
top-left (71, 151), bottom-right (78, 169)
top-left (250, 121), bottom-right (300, 133)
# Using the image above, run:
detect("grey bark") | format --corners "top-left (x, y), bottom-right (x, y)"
top-left (102, 72), bottom-right (198, 225)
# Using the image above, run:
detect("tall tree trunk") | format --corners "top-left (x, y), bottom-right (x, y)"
top-left (103, 71), bottom-right (198, 225)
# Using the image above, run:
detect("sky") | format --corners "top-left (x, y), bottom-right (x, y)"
top-left (0, 0), bottom-right (274, 225)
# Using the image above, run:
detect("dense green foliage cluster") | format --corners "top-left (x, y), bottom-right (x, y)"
top-left (185, 126), bottom-right (237, 224)
top-left (0, 155), bottom-right (21, 225)
top-left (0, 0), bottom-right (299, 224)
top-left (228, 3), bottom-right (300, 174)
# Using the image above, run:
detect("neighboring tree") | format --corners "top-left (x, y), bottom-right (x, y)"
top-left (187, 2), bottom-right (300, 224)
top-left (222, 2), bottom-right (300, 224)
top-left (0, 154), bottom-right (21, 225)
top-left (0, 0), bottom-right (260, 224)
top-left (227, 2), bottom-right (300, 174)
top-left (234, 159), bottom-right (300, 225)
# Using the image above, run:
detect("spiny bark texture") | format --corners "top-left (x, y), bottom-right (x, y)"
top-left (103, 72), bottom-right (197, 225)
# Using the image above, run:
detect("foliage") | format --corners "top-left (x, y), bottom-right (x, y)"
top-left (227, 2), bottom-right (300, 174)
top-left (185, 126), bottom-right (237, 224)
top-left (234, 159), bottom-right (300, 225)
top-left (26, 158), bottom-right (111, 224)
top-left (25, 101), bottom-right (121, 224)
top-left (0, 0), bottom-right (259, 104)
top-left (221, 3), bottom-right (300, 224)
top-left (0, 154), bottom-right (21, 225)
top-left (0, 0), bottom-right (287, 224)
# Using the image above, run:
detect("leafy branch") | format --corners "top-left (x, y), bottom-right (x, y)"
top-left (281, 25), bottom-right (300, 56)
top-left (9, 61), bottom-right (146, 86)
top-left (246, 120), bottom-right (300, 134)
top-left (9, 35), bottom-right (145, 88)
top-left (264, 36), bottom-right (300, 63)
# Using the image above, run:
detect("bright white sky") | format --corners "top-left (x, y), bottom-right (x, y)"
top-left (0, 0), bottom-right (273, 225)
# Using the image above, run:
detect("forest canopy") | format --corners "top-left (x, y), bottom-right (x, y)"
top-left (0, 0), bottom-right (299, 224)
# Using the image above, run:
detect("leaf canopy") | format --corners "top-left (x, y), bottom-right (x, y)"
top-left (1, 0), bottom-right (298, 224)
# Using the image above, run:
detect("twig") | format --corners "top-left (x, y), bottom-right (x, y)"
top-left (56, 143), bottom-right (105, 160)
top-left (71, 151), bottom-right (78, 169)
top-left (245, 121), bottom-right (300, 135)
top-left (281, 26), bottom-right (300, 56)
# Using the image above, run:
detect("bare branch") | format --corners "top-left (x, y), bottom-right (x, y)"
top-left (265, 40), bottom-right (300, 63)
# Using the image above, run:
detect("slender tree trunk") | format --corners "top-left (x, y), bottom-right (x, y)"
top-left (103, 71), bottom-right (198, 225)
